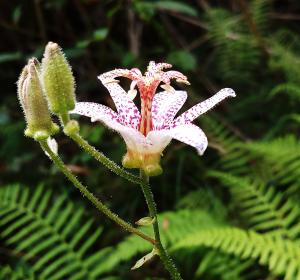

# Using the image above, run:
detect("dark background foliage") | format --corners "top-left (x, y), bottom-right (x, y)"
top-left (1, 0), bottom-right (300, 279)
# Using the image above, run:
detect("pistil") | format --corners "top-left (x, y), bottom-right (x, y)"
top-left (137, 80), bottom-right (160, 136)
top-left (140, 97), bottom-right (153, 136)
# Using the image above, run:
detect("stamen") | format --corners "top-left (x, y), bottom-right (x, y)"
top-left (160, 84), bottom-right (176, 93)
top-left (176, 78), bottom-right (191, 85)
top-left (130, 80), bottom-right (137, 91)
top-left (128, 89), bottom-right (137, 100)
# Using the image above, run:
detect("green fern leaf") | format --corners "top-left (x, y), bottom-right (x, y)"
top-left (209, 171), bottom-right (300, 239)
top-left (0, 264), bottom-right (35, 280)
top-left (195, 250), bottom-right (255, 280)
top-left (0, 184), bottom-right (108, 280)
top-left (172, 227), bottom-right (300, 280)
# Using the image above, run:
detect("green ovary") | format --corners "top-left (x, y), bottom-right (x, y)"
top-left (122, 150), bottom-right (163, 177)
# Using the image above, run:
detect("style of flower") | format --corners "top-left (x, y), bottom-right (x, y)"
top-left (71, 61), bottom-right (235, 176)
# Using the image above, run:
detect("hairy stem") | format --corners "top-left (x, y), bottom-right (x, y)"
top-left (39, 140), bottom-right (156, 245)
top-left (139, 170), bottom-right (182, 280)
top-left (60, 112), bottom-right (70, 125)
top-left (67, 132), bottom-right (142, 185)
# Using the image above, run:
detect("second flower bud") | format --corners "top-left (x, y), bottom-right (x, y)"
top-left (42, 42), bottom-right (76, 118)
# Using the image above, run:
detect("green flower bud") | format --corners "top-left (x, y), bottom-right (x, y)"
top-left (17, 58), bottom-right (59, 141)
top-left (42, 42), bottom-right (76, 115)
top-left (135, 216), bottom-right (155, 226)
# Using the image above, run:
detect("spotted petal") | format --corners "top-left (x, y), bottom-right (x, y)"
top-left (173, 88), bottom-right (236, 126)
top-left (98, 76), bottom-right (141, 129)
top-left (147, 124), bottom-right (208, 155)
top-left (151, 91), bottom-right (187, 130)
top-left (71, 102), bottom-right (121, 124)
top-left (71, 102), bottom-right (150, 153)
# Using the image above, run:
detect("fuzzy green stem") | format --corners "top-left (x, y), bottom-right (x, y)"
top-left (66, 132), bottom-right (142, 185)
top-left (39, 140), bottom-right (156, 245)
top-left (139, 170), bottom-right (182, 280)
top-left (60, 112), bottom-right (70, 125)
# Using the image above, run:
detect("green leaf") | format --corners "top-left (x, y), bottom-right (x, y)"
top-left (134, 1), bottom-right (197, 19)
top-left (12, 5), bottom-right (22, 24)
top-left (167, 50), bottom-right (197, 71)
top-left (0, 184), bottom-right (105, 279)
top-left (0, 52), bottom-right (22, 63)
top-left (172, 228), bottom-right (300, 280)
top-left (93, 28), bottom-right (108, 41)
top-left (152, 1), bottom-right (198, 17)
top-left (76, 40), bottom-right (91, 49)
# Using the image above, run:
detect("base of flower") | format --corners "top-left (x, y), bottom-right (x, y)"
top-left (122, 150), bottom-right (163, 177)
top-left (25, 123), bottom-right (59, 141)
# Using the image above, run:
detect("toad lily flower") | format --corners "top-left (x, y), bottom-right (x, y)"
top-left (71, 62), bottom-right (235, 176)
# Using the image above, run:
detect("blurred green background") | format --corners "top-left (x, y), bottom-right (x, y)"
top-left (1, 0), bottom-right (300, 279)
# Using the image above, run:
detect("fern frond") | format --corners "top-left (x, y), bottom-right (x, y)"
top-left (269, 42), bottom-right (300, 84)
top-left (209, 171), bottom-right (300, 239)
top-left (201, 116), bottom-right (251, 175)
top-left (176, 187), bottom-right (228, 222)
top-left (172, 227), bottom-right (300, 280)
top-left (251, 0), bottom-right (270, 34)
top-left (195, 250), bottom-right (255, 280)
top-left (242, 135), bottom-right (300, 190)
top-left (269, 83), bottom-right (300, 100)
top-left (0, 264), bottom-right (35, 280)
top-left (206, 8), bottom-right (261, 83)
top-left (0, 184), bottom-right (106, 280)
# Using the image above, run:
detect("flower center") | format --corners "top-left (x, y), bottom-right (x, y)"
top-left (99, 61), bottom-right (190, 136)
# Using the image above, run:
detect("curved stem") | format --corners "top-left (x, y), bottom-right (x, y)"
top-left (67, 132), bottom-right (142, 185)
top-left (139, 170), bottom-right (182, 280)
top-left (39, 140), bottom-right (156, 245)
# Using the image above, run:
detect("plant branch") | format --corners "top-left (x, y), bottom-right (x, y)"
top-left (39, 140), bottom-right (156, 245)
top-left (139, 170), bottom-right (182, 280)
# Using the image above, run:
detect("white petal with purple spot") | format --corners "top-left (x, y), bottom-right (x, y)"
top-left (98, 78), bottom-right (141, 129)
top-left (173, 88), bottom-right (235, 126)
top-left (151, 91), bottom-right (187, 130)
top-left (148, 124), bottom-right (208, 155)
top-left (72, 102), bottom-right (150, 153)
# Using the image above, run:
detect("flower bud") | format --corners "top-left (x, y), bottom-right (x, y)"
top-left (42, 42), bottom-right (76, 115)
top-left (131, 248), bottom-right (158, 270)
top-left (135, 216), bottom-right (155, 226)
top-left (17, 58), bottom-right (59, 140)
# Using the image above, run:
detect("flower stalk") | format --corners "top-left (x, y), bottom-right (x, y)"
top-left (39, 139), bottom-right (156, 245)
top-left (139, 170), bottom-right (183, 280)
